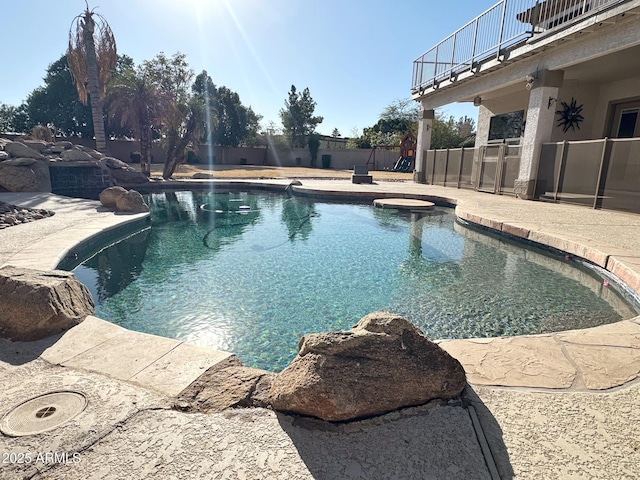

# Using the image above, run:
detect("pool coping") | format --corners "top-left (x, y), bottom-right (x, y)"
top-left (1, 181), bottom-right (640, 394)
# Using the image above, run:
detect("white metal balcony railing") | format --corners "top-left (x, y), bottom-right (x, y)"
top-left (412, 0), bottom-right (628, 93)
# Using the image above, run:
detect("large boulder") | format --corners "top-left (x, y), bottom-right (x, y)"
top-left (176, 356), bottom-right (276, 413)
top-left (100, 157), bottom-right (150, 185)
top-left (2, 158), bottom-right (37, 167)
top-left (60, 148), bottom-right (95, 161)
top-left (99, 186), bottom-right (128, 209)
top-left (74, 144), bottom-right (104, 159)
top-left (115, 190), bottom-right (150, 213)
top-left (109, 167), bottom-right (150, 185)
top-left (99, 186), bottom-right (149, 213)
top-left (55, 141), bottom-right (73, 150)
top-left (192, 172), bottom-right (215, 179)
top-left (4, 141), bottom-right (44, 160)
top-left (30, 159), bottom-right (52, 192)
top-left (0, 163), bottom-right (39, 191)
top-left (47, 145), bottom-right (67, 154)
top-left (103, 157), bottom-right (130, 170)
top-left (0, 266), bottom-right (95, 341)
top-left (0, 159), bottom-right (51, 192)
top-left (269, 312), bottom-right (466, 422)
top-left (22, 140), bottom-right (49, 152)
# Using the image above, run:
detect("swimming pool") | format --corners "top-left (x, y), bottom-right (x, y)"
top-left (74, 190), bottom-right (639, 371)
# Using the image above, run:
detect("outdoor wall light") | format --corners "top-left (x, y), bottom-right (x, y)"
top-left (525, 74), bottom-right (536, 90)
top-left (473, 96), bottom-right (482, 107)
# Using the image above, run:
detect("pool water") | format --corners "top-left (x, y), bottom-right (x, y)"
top-left (74, 191), bottom-right (639, 372)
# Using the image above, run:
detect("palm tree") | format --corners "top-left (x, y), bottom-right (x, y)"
top-left (68, 3), bottom-right (116, 154)
top-left (107, 71), bottom-right (174, 177)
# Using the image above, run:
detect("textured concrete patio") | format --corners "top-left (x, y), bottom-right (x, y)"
top-left (1, 181), bottom-right (640, 479)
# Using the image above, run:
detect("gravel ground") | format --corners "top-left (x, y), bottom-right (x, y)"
top-left (149, 164), bottom-right (414, 181)
top-left (0, 201), bottom-right (54, 229)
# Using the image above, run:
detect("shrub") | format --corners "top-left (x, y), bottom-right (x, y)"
top-left (31, 125), bottom-right (54, 142)
top-left (129, 151), bottom-right (141, 163)
top-left (308, 134), bottom-right (320, 167)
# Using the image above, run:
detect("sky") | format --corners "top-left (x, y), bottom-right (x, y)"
top-left (1, 0), bottom-right (499, 137)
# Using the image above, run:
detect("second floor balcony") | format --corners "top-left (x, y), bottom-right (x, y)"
top-left (411, 0), bottom-right (630, 95)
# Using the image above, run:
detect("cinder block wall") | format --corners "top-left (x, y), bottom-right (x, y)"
top-left (69, 139), bottom-right (402, 171)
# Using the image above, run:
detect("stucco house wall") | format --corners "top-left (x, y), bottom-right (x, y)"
top-left (594, 75), bottom-right (640, 137)
top-left (473, 83), bottom-right (601, 148)
top-left (475, 74), bottom-right (640, 146)
top-left (550, 81), bottom-right (600, 142)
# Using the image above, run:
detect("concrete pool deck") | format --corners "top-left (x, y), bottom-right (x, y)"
top-left (1, 182), bottom-right (640, 478)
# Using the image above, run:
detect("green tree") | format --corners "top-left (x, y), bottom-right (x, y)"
top-left (140, 52), bottom-right (195, 178)
top-left (349, 98), bottom-right (419, 148)
top-left (107, 69), bottom-right (174, 176)
top-left (346, 136), bottom-right (372, 149)
top-left (242, 107), bottom-right (262, 146)
top-left (331, 128), bottom-right (341, 138)
top-left (0, 103), bottom-right (28, 134)
top-left (162, 94), bottom-right (208, 179)
top-left (0, 104), bottom-right (14, 133)
top-left (352, 120), bottom-right (411, 149)
top-left (192, 71), bottom-right (262, 147)
top-left (15, 53), bottom-right (134, 139)
top-left (140, 52), bottom-right (192, 104)
top-left (191, 71), bottom-right (217, 148)
top-left (256, 121), bottom-right (287, 149)
top-left (376, 99), bottom-right (419, 140)
top-left (350, 99), bottom-right (475, 150)
top-left (456, 115), bottom-right (476, 137)
top-left (68, 4), bottom-right (117, 153)
top-left (11, 105), bottom-right (30, 134)
top-left (380, 98), bottom-right (419, 122)
top-left (22, 55), bottom-right (93, 137)
top-left (280, 85), bottom-right (323, 148)
top-left (211, 86), bottom-right (244, 147)
top-left (431, 112), bottom-right (476, 149)
top-left (139, 54), bottom-right (220, 179)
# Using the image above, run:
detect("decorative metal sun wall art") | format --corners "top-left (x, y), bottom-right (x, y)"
top-left (556, 97), bottom-right (585, 133)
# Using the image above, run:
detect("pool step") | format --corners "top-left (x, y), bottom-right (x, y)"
top-left (373, 198), bottom-right (435, 211)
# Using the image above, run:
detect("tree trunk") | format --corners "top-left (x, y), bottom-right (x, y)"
top-left (140, 126), bottom-right (151, 177)
top-left (163, 134), bottom-right (189, 180)
top-left (82, 16), bottom-right (109, 155)
top-left (163, 116), bottom-right (197, 179)
top-left (162, 158), bottom-right (178, 180)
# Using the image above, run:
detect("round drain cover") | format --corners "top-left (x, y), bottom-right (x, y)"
top-left (0, 391), bottom-right (87, 437)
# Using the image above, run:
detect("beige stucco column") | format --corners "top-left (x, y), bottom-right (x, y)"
top-left (414, 107), bottom-right (435, 183)
top-left (515, 69), bottom-right (564, 198)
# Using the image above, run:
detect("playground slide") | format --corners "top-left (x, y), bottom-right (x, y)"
top-left (393, 156), bottom-right (413, 173)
